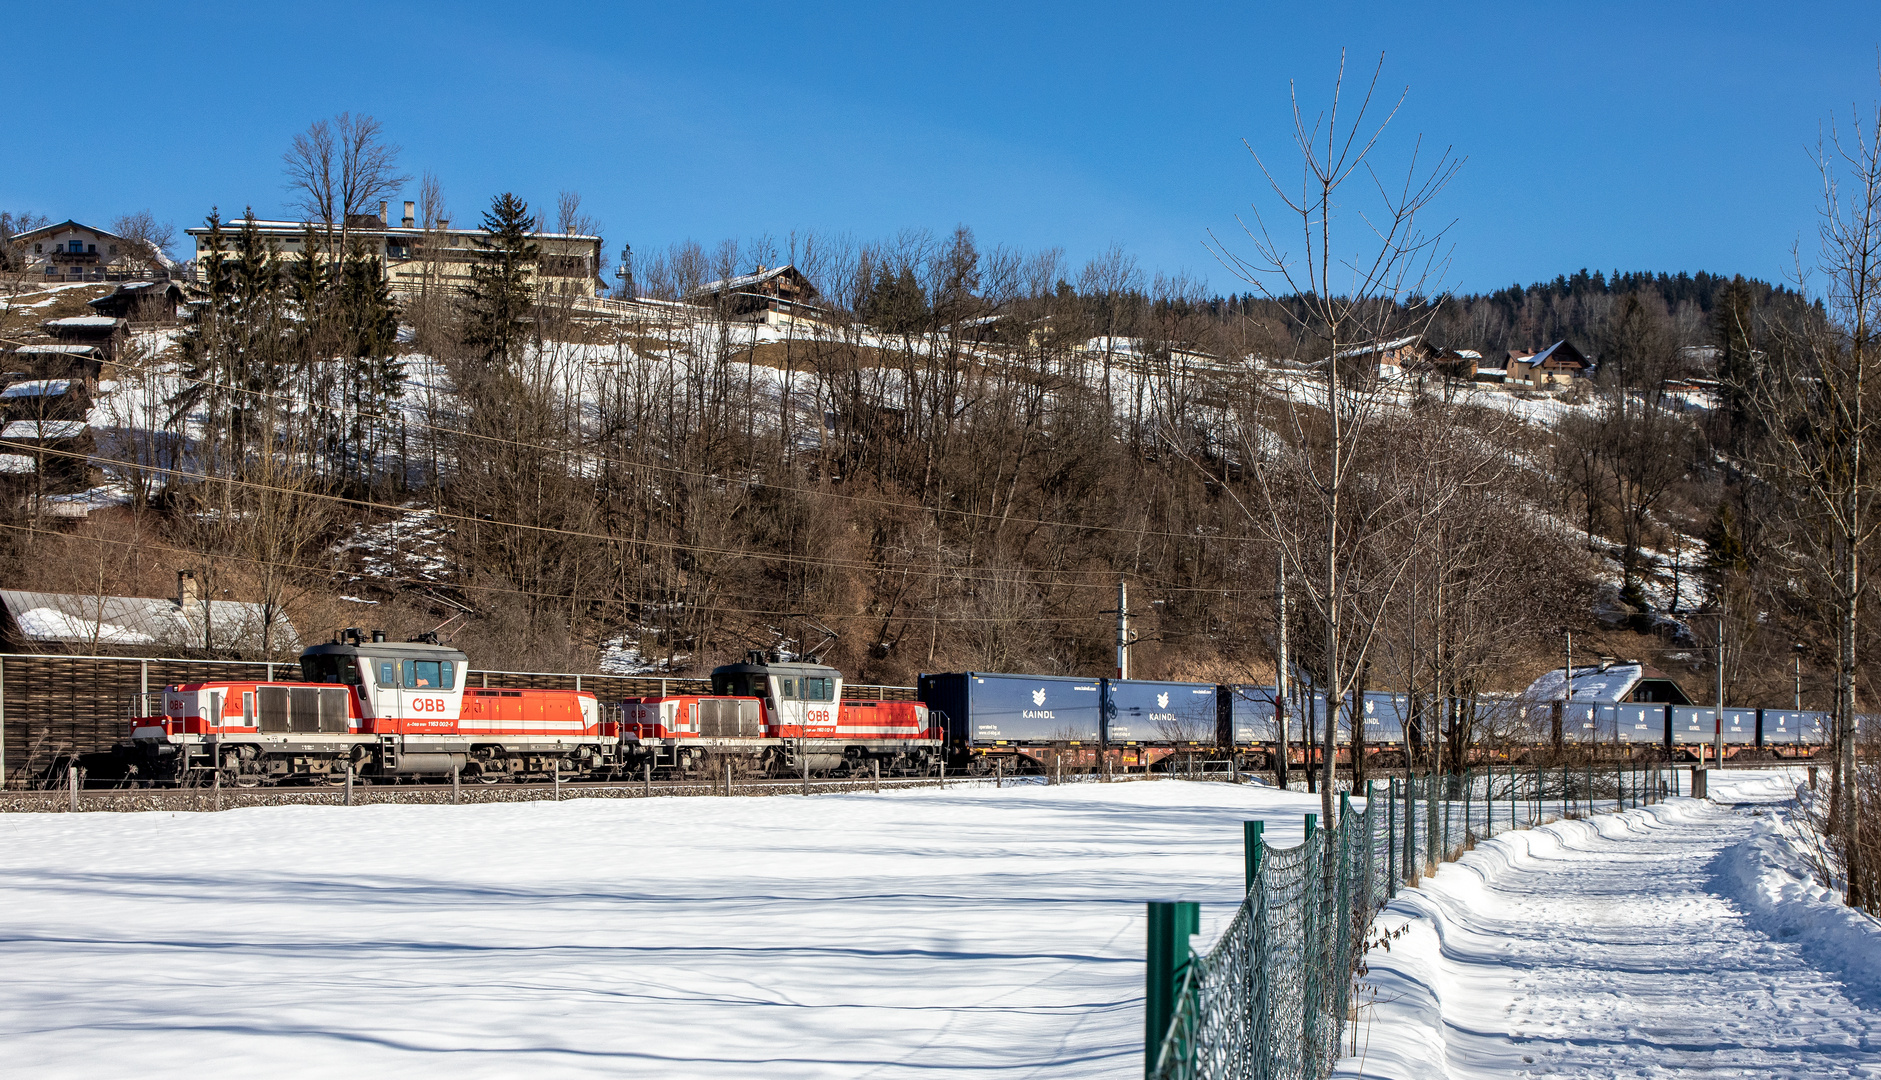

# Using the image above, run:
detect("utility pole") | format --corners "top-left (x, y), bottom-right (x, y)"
top-left (1562, 630), bottom-right (1573, 750)
top-left (1275, 565), bottom-right (1289, 789)
top-left (1714, 614), bottom-right (1726, 769)
top-left (1795, 644), bottom-right (1805, 711)
top-left (1107, 579), bottom-right (1136, 680)
top-left (1564, 630), bottom-right (1573, 702)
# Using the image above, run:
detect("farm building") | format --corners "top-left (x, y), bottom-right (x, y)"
top-left (87, 280), bottom-right (189, 322)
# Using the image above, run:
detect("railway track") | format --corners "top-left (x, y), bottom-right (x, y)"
top-left (0, 770), bottom-right (1156, 814)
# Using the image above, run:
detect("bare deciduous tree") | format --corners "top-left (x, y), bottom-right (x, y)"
top-left (108, 210), bottom-right (175, 276)
top-left (1746, 90), bottom-right (1881, 905)
top-left (1207, 53), bottom-right (1463, 823)
top-left (283, 113), bottom-right (409, 255)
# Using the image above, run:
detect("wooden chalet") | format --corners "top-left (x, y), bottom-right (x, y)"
top-left (682, 264), bottom-right (830, 325)
top-left (87, 280), bottom-right (188, 323)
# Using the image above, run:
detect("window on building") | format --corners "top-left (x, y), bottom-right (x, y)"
top-left (88, 244), bottom-right (96, 253)
top-left (69, 240), bottom-right (83, 253)
top-left (33, 243), bottom-right (41, 253)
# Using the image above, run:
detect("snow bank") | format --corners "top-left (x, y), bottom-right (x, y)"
top-left (1713, 789), bottom-right (1881, 1008)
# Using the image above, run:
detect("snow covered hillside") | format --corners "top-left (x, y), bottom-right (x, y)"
top-left (1339, 768), bottom-right (1881, 1079)
top-left (0, 779), bottom-right (1322, 1079)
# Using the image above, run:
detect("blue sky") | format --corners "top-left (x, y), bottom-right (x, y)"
top-left (7, 1), bottom-right (1878, 294)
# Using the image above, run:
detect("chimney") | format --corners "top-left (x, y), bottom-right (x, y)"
top-left (176, 570), bottom-right (200, 613)
top-left (438, 218), bottom-right (450, 231)
top-left (402, 201), bottom-right (415, 228)
top-left (371, 629), bottom-right (386, 643)
top-left (378, 201), bottom-right (388, 227)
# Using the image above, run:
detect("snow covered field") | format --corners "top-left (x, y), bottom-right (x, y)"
top-left (0, 779), bottom-right (1324, 1079)
top-left (1339, 768), bottom-right (1881, 1078)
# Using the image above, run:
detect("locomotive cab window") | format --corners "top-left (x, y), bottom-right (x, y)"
top-left (780, 678), bottom-right (797, 700)
top-left (301, 655), bottom-right (362, 685)
top-left (376, 661), bottom-right (397, 687)
top-left (709, 673), bottom-right (768, 698)
top-left (401, 659), bottom-right (455, 690)
top-left (801, 676), bottom-right (833, 701)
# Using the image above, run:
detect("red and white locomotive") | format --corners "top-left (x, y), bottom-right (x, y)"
top-left (123, 629), bottom-right (607, 785)
top-left (120, 634), bottom-right (938, 785)
top-left (619, 651), bottom-right (939, 776)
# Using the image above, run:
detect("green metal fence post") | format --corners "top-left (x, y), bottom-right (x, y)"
top-left (1507, 763), bottom-right (1515, 834)
top-left (1145, 900), bottom-right (1199, 1078)
top-left (1387, 777), bottom-right (1397, 895)
top-left (1243, 820), bottom-right (1263, 895)
top-left (1464, 768), bottom-right (1473, 842)
top-left (1304, 812), bottom-right (1317, 840)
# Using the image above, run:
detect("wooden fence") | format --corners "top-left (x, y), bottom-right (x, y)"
top-left (0, 652), bottom-right (914, 785)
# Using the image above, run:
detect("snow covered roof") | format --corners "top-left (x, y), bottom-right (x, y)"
top-left (1, 380), bottom-right (73, 400)
top-left (1456, 349), bottom-right (1483, 360)
top-left (44, 316), bottom-right (124, 329)
top-left (1333, 335), bottom-right (1421, 360)
top-left (690, 265), bottom-right (797, 295)
top-left (0, 589), bottom-right (297, 652)
top-left (9, 345), bottom-right (98, 356)
top-left (1, 420), bottom-right (88, 440)
top-left (1521, 663), bottom-right (1692, 705)
top-left (0, 455), bottom-right (35, 474)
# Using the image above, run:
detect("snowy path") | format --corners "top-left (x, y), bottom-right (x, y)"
top-left (0, 779), bottom-right (1312, 1079)
top-left (1344, 770), bottom-right (1881, 1078)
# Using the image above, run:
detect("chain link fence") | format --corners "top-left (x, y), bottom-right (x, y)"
top-left (1149, 761), bottom-right (1677, 1080)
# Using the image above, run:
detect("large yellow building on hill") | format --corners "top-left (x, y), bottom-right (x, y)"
top-left (185, 201), bottom-right (605, 299)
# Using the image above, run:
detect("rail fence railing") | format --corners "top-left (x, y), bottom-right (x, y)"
top-left (1147, 761), bottom-right (1677, 1080)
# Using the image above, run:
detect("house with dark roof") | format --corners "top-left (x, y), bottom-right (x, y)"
top-left (88, 280), bottom-right (188, 322)
top-left (1506, 340), bottom-right (1593, 387)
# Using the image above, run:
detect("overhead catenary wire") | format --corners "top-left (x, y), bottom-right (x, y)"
top-left (0, 436), bottom-right (1266, 597)
top-left (0, 502), bottom-right (1249, 627)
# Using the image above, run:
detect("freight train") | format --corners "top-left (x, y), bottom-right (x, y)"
top-left (921, 673), bottom-right (1844, 773)
top-left (115, 633), bottom-right (937, 786)
top-left (106, 633), bottom-right (1842, 787)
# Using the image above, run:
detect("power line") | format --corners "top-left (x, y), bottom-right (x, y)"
top-left (100, 328), bottom-right (1243, 546)
top-left (0, 518), bottom-right (1203, 626)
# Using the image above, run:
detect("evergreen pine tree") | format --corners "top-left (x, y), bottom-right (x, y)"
top-left (461, 192), bottom-right (537, 370)
top-left (1714, 274), bottom-right (1758, 437)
